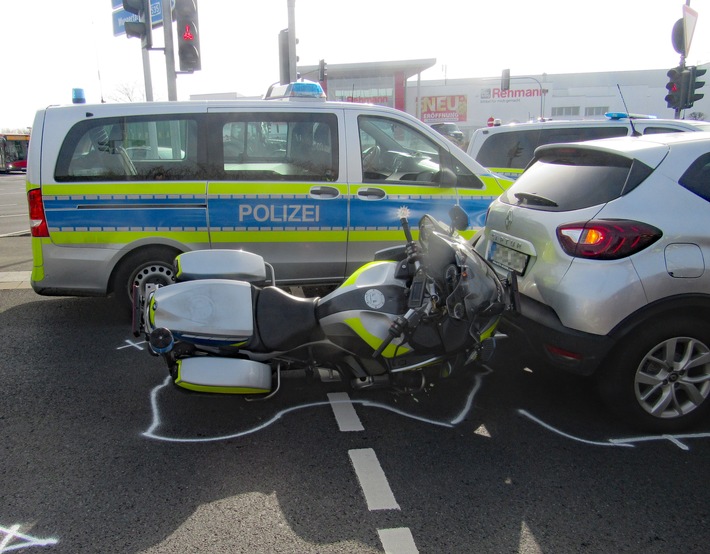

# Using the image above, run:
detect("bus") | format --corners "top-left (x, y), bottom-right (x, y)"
top-left (0, 133), bottom-right (30, 172)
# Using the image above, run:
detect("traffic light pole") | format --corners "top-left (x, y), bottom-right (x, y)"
top-left (142, 48), bottom-right (154, 102)
top-left (161, 0), bottom-right (178, 101)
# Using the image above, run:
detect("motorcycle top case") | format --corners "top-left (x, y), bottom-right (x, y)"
top-left (149, 279), bottom-right (254, 343)
top-left (175, 249), bottom-right (267, 283)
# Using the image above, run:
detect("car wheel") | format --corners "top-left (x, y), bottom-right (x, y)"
top-left (112, 247), bottom-right (179, 312)
top-left (598, 317), bottom-right (710, 432)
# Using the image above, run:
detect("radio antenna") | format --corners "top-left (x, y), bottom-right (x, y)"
top-left (617, 85), bottom-right (641, 136)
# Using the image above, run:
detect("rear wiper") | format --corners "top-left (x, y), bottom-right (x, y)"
top-left (514, 192), bottom-right (558, 207)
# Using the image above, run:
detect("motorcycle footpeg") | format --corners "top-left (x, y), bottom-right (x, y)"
top-left (351, 375), bottom-right (391, 390)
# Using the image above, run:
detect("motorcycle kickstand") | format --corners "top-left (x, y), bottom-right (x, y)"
top-left (245, 363), bottom-right (282, 402)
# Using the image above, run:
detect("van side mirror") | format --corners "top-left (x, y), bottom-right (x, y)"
top-left (436, 167), bottom-right (457, 187)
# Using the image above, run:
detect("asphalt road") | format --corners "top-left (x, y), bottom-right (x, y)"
top-left (0, 173), bottom-right (28, 238)
top-left (1, 171), bottom-right (708, 553)
top-left (1, 287), bottom-right (708, 553)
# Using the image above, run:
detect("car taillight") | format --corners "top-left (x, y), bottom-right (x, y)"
top-left (27, 188), bottom-right (49, 238)
top-left (557, 220), bottom-right (662, 260)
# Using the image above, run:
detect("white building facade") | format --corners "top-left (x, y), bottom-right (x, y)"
top-left (405, 65), bottom-right (710, 139)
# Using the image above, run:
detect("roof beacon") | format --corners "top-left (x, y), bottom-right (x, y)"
top-left (605, 112), bottom-right (657, 120)
top-left (265, 80), bottom-right (326, 101)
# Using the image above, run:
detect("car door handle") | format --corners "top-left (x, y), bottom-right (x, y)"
top-left (357, 187), bottom-right (386, 200)
top-left (309, 185), bottom-right (340, 199)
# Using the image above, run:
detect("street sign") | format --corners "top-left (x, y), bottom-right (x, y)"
top-left (683, 4), bottom-right (698, 57)
top-left (112, 0), bottom-right (166, 36)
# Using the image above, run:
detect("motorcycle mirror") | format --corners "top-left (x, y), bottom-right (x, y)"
top-left (449, 205), bottom-right (469, 232)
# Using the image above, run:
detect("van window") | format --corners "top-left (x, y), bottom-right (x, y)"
top-left (358, 115), bottom-right (443, 185)
top-left (55, 116), bottom-right (200, 181)
top-left (216, 113), bottom-right (338, 182)
top-left (475, 126), bottom-right (628, 171)
top-left (642, 127), bottom-right (685, 135)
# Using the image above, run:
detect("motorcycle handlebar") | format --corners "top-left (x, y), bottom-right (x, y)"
top-left (400, 217), bottom-right (414, 244)
top-left (372, 308), bottom-right (423, 359)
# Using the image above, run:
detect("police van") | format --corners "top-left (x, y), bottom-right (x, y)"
top-left (26, 82), bottom-right (512, 308)
top-left (467, 114), bottom-right (710, 180)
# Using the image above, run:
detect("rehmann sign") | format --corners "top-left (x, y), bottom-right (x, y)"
top-left (481, 87), bottom-right (546, 104)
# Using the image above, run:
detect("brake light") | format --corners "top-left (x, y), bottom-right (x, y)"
top-left (27, 188), bottom-right (49, 238)
top-left (557, 220), bottom-right (661, 260)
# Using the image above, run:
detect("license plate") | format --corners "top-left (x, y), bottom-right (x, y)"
top-left (488, 242), bottom-right (529, 274)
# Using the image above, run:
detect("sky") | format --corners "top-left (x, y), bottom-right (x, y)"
top-left (3, 0), bottom-right (710, 130)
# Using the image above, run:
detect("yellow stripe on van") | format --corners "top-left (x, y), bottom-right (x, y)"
top-left (208, 182), bottom-right (349, 195)
top-left (210, 230), bottom-right (347, 243)
top-left (48, 231), bottom-right (209, 245)
top-left (41, 182), bottom-right (207, 196)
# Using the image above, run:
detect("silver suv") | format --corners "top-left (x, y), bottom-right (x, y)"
top-left (475, 132), bottom-right (710, 431)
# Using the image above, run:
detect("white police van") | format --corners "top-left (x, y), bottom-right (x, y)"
top-left (467, 113), bottom-right (710, 180)
top-left (26, 81), bottom-right (512, 309)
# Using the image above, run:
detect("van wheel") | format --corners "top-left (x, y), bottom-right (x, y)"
top-left (112, 247), bottom-right (179, 311)
top-left (598, 317), bottom-right (710, 432)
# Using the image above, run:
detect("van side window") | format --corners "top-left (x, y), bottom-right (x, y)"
top-left (55, 116), bottom-right (200, 181)
top-left (358, 115), bottom-right (446, 185)
top-left (642, 127), bottom-right (684, 135)
top-left (216, 113), bottom-right (338, 182)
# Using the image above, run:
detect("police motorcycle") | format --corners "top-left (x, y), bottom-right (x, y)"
top-left (132, 206), bottom-right (516, 396)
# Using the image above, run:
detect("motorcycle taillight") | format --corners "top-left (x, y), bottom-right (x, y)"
top-left (557, 219), bottom-right (662, 260)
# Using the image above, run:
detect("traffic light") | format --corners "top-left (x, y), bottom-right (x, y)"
top-left (318, 59), bottom-right (327, 82)
top-left (665, 66), bottom-right (685, 110)
top-left (687, 66), bottom-right (706, 107)
top-left (175, 0), bottom-right (201, 72)
top-left (123, 0), bottom-right (152, 50)
top-left (501, 69), bottom-right (511, 91)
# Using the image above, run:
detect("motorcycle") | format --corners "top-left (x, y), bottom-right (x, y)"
top-left (132, 206), bottom-right (517, 397)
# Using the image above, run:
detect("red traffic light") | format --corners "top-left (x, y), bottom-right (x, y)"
top-left (182, 24), bottom-right (195, 41)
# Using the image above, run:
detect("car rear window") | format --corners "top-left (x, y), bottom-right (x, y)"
top-left (498, 147), bottom-right (653, 211)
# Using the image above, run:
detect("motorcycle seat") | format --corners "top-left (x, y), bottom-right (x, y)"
top-left (254, 287), bottom-right (323, 351)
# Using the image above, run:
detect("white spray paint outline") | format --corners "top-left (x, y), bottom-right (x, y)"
top-left (0, 524), bottom-right (57, 553)
top-left (518, 409), bottom-right (710, 451)
top-left (142, 367), bottom-right (493, 443)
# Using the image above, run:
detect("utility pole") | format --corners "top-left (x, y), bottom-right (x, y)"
top-left (287, 0), bottom-right (297, 82)
top-left (162, 0), bottom-right (178, 100)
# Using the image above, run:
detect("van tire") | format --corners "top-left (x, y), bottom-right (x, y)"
top-left (112, 247), bottom-right (180, 312)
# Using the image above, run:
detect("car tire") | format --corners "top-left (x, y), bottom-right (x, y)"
top-left (598, 317), bottom-right (710, 432)
top-left (112, 247), bottom-right (180, 312)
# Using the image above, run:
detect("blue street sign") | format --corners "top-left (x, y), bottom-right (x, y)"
top-left (112, 0), bottom-right (165, 36)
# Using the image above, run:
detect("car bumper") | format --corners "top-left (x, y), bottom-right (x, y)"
top-left (501, 293), bottom-right (615, 376)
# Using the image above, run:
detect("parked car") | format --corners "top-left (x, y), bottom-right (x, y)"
top-left (475, 132), bottom-right (710, 431)
top-left (467, 114), bottom-right (710, 181)
top-left (430, 122), bottom-right (466, 149)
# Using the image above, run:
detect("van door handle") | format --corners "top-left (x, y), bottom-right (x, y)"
top-left (357, 187), bottom-right (386, 200)
top-left (309, 186), bottom-right (340, 199)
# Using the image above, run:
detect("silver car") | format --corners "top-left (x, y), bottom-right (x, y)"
top-left (475, 132), bottom-right (710, 431)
